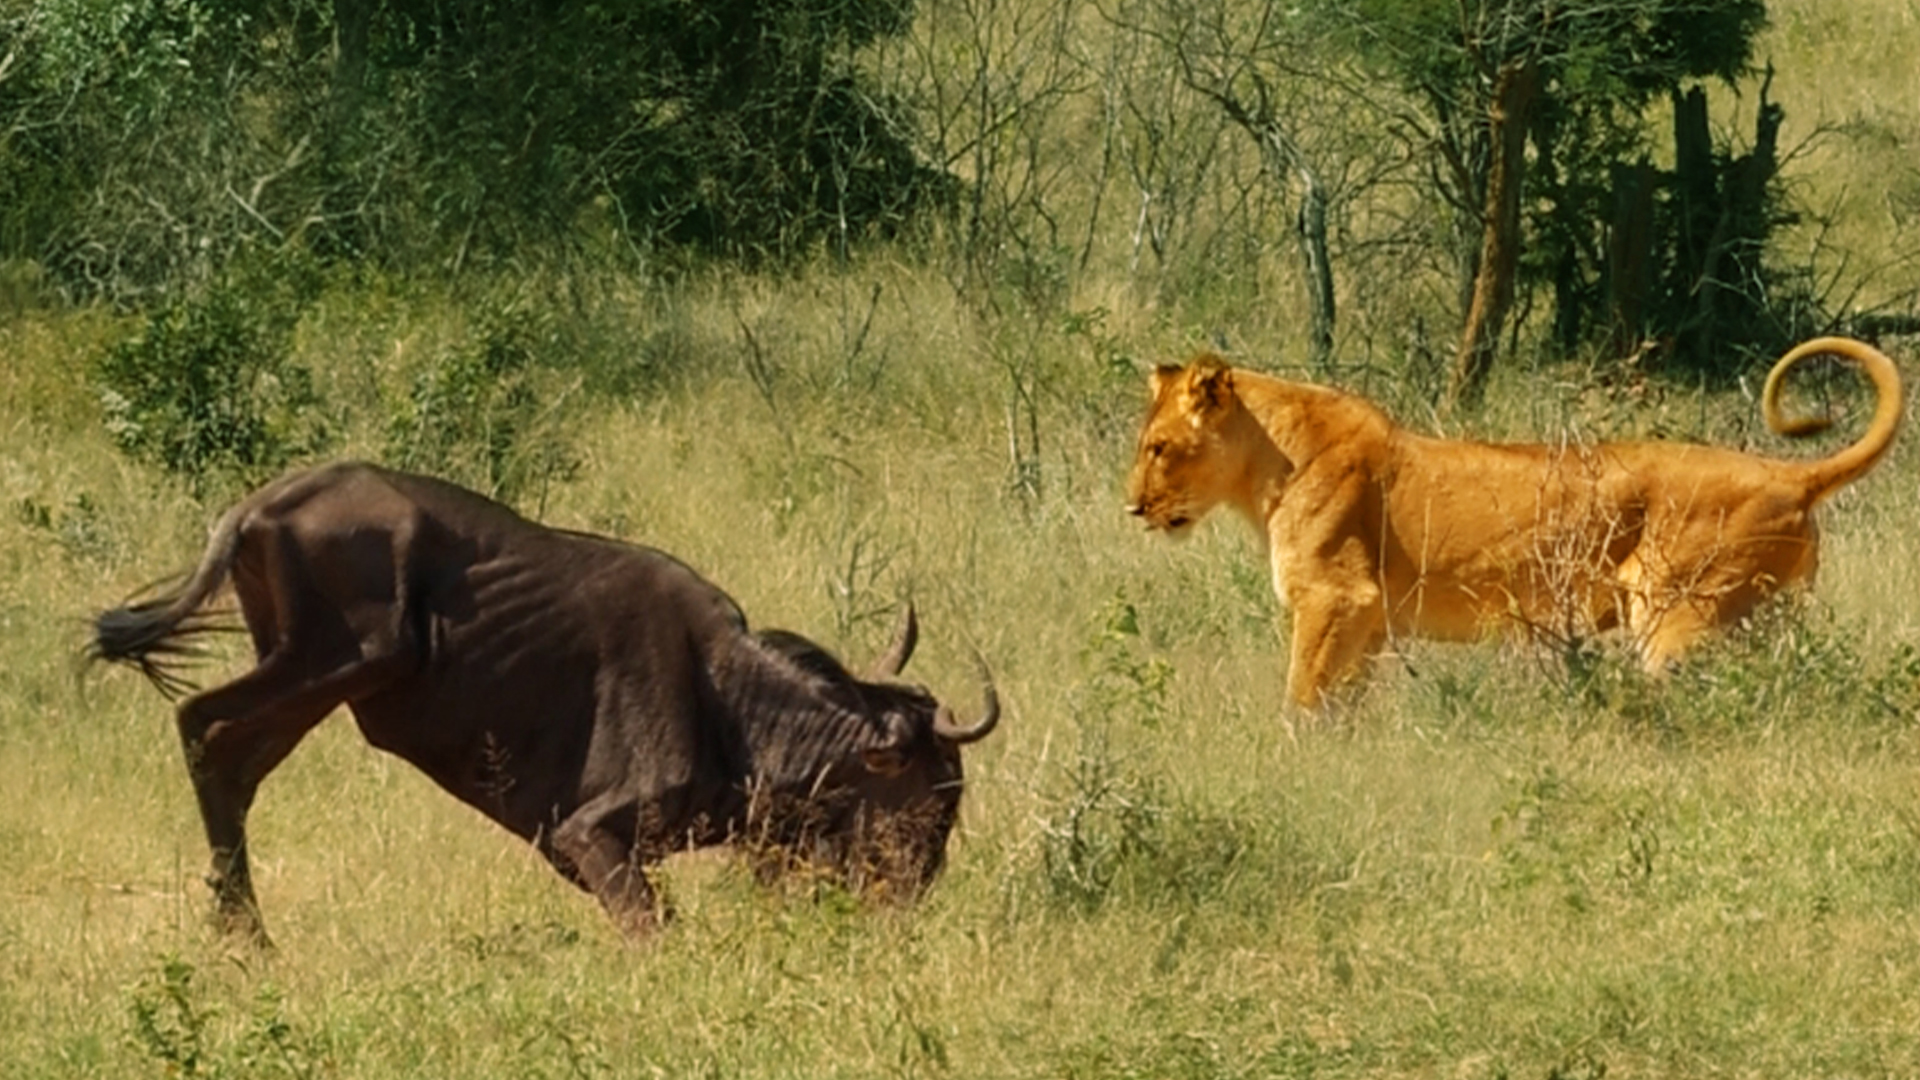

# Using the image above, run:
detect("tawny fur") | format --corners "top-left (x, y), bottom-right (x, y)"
top-left (1125, 337), bottom-right (1903, 709)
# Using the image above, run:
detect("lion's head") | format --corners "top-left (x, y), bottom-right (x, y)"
top-left (1124, 354), bottom-right (1246, 536)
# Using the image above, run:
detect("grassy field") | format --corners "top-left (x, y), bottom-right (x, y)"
top-left (5, 3), bottom-right (1920, 1078)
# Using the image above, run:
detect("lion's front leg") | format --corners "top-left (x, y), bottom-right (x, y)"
top-left (1283, 581), bottom-right (1388, 710)
top-left (1269, 493), bottom-right (1389, 711)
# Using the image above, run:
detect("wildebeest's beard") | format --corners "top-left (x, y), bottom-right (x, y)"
top-left (720, 628), bottom-right (980, 896)
top-left (750, 700), bottom-right (965, 893)
top-left (742, 780), bottom-right (961, 900)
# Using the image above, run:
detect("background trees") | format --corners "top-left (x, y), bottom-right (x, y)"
top-left (2, 0), bottom-right (945, 294)
top-left (0, 0), bottom-right (1903, 405)
top-left (1317, 0), bottom-right (1771, 403)
top-left (1109, 0), bottom-right (1400, 374)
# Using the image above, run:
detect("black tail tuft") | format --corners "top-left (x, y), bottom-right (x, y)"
top-left (88, 598), bottom-right (238, 699)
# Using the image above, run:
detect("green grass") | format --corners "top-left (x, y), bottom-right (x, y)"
top-left (5, 1), bottom-right (1920, 1075)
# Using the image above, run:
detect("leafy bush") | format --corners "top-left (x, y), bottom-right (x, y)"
top-left (383, 293), bottom-right (579, 506)
top-left (1033, 592), bottom-right (1344, 916)
top-left (92, 261), bottom-right (328, 491)
top-left (1034, 594), bottom-right (1188, 912)
top-left (125, 956), bottom-right (327, 1080)
top-left (1658, 601), bottom-right (1920, 734)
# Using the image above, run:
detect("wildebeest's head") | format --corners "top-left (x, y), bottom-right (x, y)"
top-left (744, 606), bottom-right (998, 898)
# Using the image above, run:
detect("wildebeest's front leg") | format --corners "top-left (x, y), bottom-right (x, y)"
top-left (551, 795), bottom-right (665, 939)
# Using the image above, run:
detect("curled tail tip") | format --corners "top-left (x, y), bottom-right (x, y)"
top-left (1762, 336), bottom-right (1901, 428)
top-left (1767, 415), bottom-right (1835, 439)
top-left (1761, 335), bottom-right (1904, 496)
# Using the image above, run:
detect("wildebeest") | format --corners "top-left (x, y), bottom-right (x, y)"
top-left (88, 462), bottom-right (999, 944)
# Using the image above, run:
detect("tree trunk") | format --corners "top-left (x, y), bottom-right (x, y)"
top-left (1696, 78), bottom-right (1782, 369)
top-left (1204, 84), bottom-right (1340, 373)
top-left (309, 0), bottom-right (373, 256)
top-left (331, 0), bottom-right (371, 125)
top-left (1290, 149), bottom-right (1337, 373)
top-left (1249, 123), bottom-right (1336, 372)
top-left (1667, 85), bottom-right (1716, 363)
top-left (1666, 72), bottom-right (1783, 374)
top-left (1445, 59), bottom-right (1539, 413)
top-left (1605, 160), bottom-right (1658, 359)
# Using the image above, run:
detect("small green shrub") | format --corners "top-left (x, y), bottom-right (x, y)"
top-left (1037, 729), bottom-right (1285, 916)
top-left (1077, 592), bottom-right (1174, 730)
top-left (384, 293), bottom-right (578, 505)
top-left (126, 956), bottom-right (212, 1078)
top-left (1034, 592), bottom-right (1335, 916)
top-left (1520, 597), bottom-right (1920, 741)
top-left (93, 260), bottom-right (327, 491)
top-left (1034, 593), bottom-right (1183, 912)
top-left (1636, 601), bottom-right (1905, 736)
top-left (125, 956), bottom-right (325, 1080)
top-left (1035, 711), bottom-right (1167, 912)
top-left (13, 490), bottom-right (122, 564)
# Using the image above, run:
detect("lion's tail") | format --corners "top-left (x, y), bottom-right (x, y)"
top-left (1761, 336), bottom-right (1904, 502)
top-left (88, 502), bottom-right (248, 698)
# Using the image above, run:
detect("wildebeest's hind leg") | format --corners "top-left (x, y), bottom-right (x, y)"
top-left (175, 646), bottom-right (413, 945)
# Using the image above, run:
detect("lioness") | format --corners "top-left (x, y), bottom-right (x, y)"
top-left (1125, 337), bottom-right (1902, 708)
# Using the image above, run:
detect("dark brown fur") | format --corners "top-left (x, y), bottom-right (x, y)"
top-left (90, 463), bottom-right (998, 943)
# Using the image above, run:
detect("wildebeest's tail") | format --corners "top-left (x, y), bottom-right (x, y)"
top-left (88, 503), bottom-right (248, 698)
top-left (1761, 336), bottom-right (1904, 503)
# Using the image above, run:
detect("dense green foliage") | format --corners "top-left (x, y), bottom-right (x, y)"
top-left (1327, 0), bottom-right (1783, 381)
top-left (2, 0), bottom-right (945, 292)
top-left (92, 257), bottom-right (327, 490)
top-left (4, 0), bottom-right (1863, 382)
top-left (379, 290), bottom-right (580, 502)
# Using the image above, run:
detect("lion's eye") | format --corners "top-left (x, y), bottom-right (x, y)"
top-left (1148, 441), bottom-right (1166, 459)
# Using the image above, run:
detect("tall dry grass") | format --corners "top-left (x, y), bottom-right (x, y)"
top-left (3, 1), bottom-right (1920, 1076)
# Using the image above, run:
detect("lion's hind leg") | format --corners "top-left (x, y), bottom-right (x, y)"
top-left (1623, 555), bottom-right (1797, 675)
top-left (1618, 550), bottom-right (1705, 674)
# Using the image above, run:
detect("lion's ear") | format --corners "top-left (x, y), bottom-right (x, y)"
top-left (1185, 356), bottom-right (1234, 413)
top-left (1148, 364), bottom-right (1182, 398)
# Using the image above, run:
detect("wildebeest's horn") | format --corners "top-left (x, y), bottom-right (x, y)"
top-left (871, 602), bottom-right (918, 679)
top-left (932, 653), bottom-right (999, 744)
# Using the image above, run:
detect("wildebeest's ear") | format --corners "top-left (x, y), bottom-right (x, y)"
top-left (1185, 355), bottom-right (1234, 413)
top-left (1149, 364), bottom-right (1183, 399)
